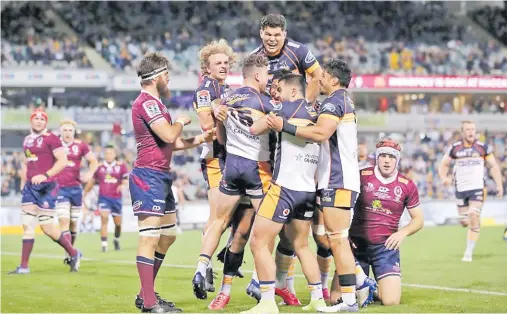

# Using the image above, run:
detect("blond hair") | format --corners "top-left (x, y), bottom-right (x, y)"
top-left (461, 120), bottom-right (475, 131)
top-left (60, 118), bottom-right (77, 127)
top-left (199, 39), bottom-right (237, 75)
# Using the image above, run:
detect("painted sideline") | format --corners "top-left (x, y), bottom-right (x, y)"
top-left (2, 251), bottom-right (507, 297)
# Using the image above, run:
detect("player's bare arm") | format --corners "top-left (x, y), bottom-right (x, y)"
top-left (249, 114), bottom-right (271, 135)
top-left (215, 121), bottom-right (226, 145)
top-left (438, 154), bottom-right (453, 185)
top-left (81, 152), bottom-right (98, 183)
top-left (385, 206), bottom-right (424, 250)
top-left (83, 177), bottom-right (96, 198)
top-left (197, 110), bottom-right (215, 131)
top-left (32, 148), bottom-right (68, 185)
top-left (173, 128), bottom-right (216, 151)
top-left (267, 114), bottom-right (337, 143)
top-left (306, 66), bottom-right (323, 103)
top-left (211, 99), bottom-right (228, 122)
top-left (149, 115), bottom-right (191, 144)
top-left (116, 178), bottom-right (129, 193)
top-left (485, 154), bottom-right (504, 197)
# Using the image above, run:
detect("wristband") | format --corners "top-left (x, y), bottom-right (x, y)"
top-left (175, 120), bottom-right (185, 127)
top-left (44, 173), bottom-right (50, 179)
top-left (282, 119), bottom-right (298, 136)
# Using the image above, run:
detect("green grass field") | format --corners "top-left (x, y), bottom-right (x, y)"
top-left (2, 226), bottom-right (507, 313)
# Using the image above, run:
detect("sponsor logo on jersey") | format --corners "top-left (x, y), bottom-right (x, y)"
top-left (304, 51), bottom-right (316, 64)
top-left (321, 103), bottom-right (336, 113)
top-left (398, 177), bottom-right (409, 185)
top-left (143, 100), bottom-right (162, 118)
top-left (196, 90), bottom-right (211, 108)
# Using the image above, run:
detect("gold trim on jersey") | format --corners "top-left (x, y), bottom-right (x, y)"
top-left (258, 183), bottom-right (281, 219)
top-left (305, 62), bottom-right (320, 75)
top-left (340, 113), bottom-right (356, 123)
top-left (288, 118), bottom-right (313, 127)
top-left (259, 161), bottom-right (272, 193)
top-left (319, 114), bottom-right (341, 123)
top-left (334, 189), bottom-right (353, 208)
top-left (195, 105), bottom-right (212, 113)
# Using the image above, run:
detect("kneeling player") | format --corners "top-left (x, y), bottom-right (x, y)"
top-left (56, 119), bottom-right (98, 256)
top-left (84, 145), bottom-right (128, 252)
top-left (243, 74), bottom-right (325, 314)
top-left (350, 138), bottom-right (424, 306)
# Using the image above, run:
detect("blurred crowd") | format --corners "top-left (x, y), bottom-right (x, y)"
top-left (2, 2), bottom-right (507, 76)
top-left (3, 130), bottom-right (506, 202)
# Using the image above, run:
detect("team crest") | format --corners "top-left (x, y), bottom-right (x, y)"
top-left (72, 145), bottom-right (79, 155)
top-left (36, 137), bottom-right (43, 148)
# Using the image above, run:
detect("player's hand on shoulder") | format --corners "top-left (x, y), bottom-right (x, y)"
top-left (214, 105), bottom-right (228, 122)
top-left (31, 174), bottom-right (47, 185)
top-left (175, 115), bottom-right (192, 126)
top-left (266, 112), bottom-right (283, 132)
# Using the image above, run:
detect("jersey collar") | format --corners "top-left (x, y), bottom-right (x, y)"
top-left (141, 90), bottom-right (162, 102)
top-left (374, 166), bottom-right (398, 185)
top-left (103, 161), bottom-right (117, 169)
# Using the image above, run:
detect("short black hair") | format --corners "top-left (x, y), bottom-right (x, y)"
top-left (272, 69), bottom-right (292, 81)
top-left (105, 143), bottom-right (116, 150)
top-left (260, 14), bottom-right (286, 31)
top-left (323, 58), bottom-right (352, 88)
top-left (278, 73), bottom-right (306, 96)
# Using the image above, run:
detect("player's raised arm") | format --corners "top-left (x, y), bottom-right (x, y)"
top-left (485, 153), bottom-right (504, 197)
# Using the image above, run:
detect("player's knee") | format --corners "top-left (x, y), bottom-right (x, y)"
top-left (381, 297), bottom-right (400, 306)
top-left (21, 212), bottom-right (37, 239)
top-left (70, 207), bottom-right (81, 223)
top-left (460, 219), bottom-right (469, 227)
top-left (313, 233), bottom-right (329, 250)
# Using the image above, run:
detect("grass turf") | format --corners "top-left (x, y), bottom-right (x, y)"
top-left (2, 226), bottom-right (507, 312)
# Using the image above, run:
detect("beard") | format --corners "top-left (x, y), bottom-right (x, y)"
top-left (156, 79), bottom-right (171, 98)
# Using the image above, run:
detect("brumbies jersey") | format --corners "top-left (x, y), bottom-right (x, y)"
top-left (272, 99), bottom-right (319, 192)
top-left (193, 76), bottom-right (231, 160)
top-left (250, 38), bottom-right (320, 94)
top-left (446, 140), bottom-right (492, 192)
top-left (222, 86), bottom-right (275, 162)
top-left (317, 89), bottom-right (360, 193)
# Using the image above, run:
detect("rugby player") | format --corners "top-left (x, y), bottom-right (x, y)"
top-left (9, 109), bottom-right (82, 274)
top-left (192, 55), bottom-right (273, 308)
top-left (56, 119), bottom-right (97, 257)
top-left (130, 52), bottom-right (215, 313)
top-left (349, 138), bottom-right (424, 306)
top-left (243, 68), bottom-right (303, 306)
top-left (242, 73), bottom-right (325, 313)
top-left (83, 145), bottom-right (128, 252)
top-left (251, 14), bottom-right (322, 104)
top-left (267, 58), bottom-right (360, 312)
top-left (438, 121), bottom-right (503, 262)
top-left (193, 39), bottom-right (237, 292)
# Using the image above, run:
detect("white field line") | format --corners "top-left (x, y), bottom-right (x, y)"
top-left (2, 251), bottom-right (507, 297)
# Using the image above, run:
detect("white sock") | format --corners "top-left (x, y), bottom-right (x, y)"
top-left (101, 241), bottom-right (107, 247)
top-left (308, 282), bottom-right (323, 300)
top-left (196, 255), bottom-right (210, 275)
top-left (220, 274), bottom-right (233, 295)
top-left (260, 281), bottom-right (275, 301)
top-left (355, 262), bottom-right (368, 288)
top-left (321, 272), bottom-right (329, 290)
top-left (252, 269), bottom-right (259, 283)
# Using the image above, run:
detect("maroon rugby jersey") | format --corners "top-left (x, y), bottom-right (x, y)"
top-left (56, 139), bottom-right (92, 187)
top-left (132, 91), bottom-right (174, 171)
top-left (94, 161), bottom-right (129, 198)
top-left (350, 166), bottom-right (420, 245)
top-left (23, 131), bottom-right (63, 181)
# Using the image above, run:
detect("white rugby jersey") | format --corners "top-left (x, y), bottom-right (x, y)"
top-left (316, 89), bottom-right (360, 193)
top-left (222, 86), bottom-right (275, 162)
top-left (446, 140), bottom-right (491, 192)
top-left (272, 99), bottom-right (319, 192)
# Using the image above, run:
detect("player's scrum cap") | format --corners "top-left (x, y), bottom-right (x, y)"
top-left (375, 138), bottom-right (401, 162)
top-left (139, 66), bottom-right (168, 81)
top-left (30, 108), bottom-right (48, 122)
